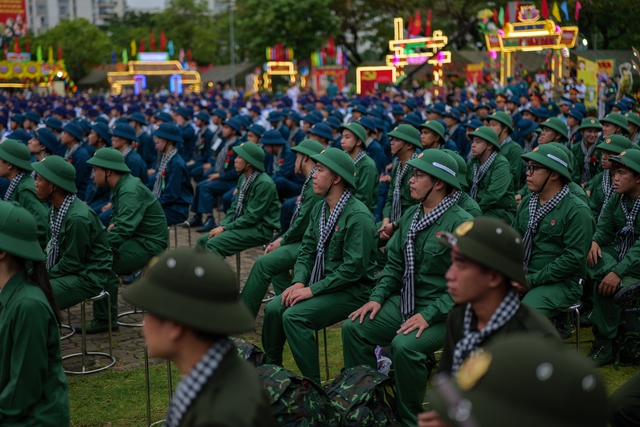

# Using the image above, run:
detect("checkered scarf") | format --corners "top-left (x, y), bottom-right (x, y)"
top-left (64, 143), bottom-right (80, 160)
top-left (353, 149), bottom-right (367, 165)
top-left (153, 148), bottom-right (178, 198)
top-left (309, 188), bottom-right (352, 285)
top-left (580, 141), bottom-right (597, 183)
top-left (469, 151), bottom-right (497, 200)
top-left (616, 194), bottom-right (640, 261)
top-left (391, 153), bottom-right (418, 222)
top-left (290, 167), bottom-right (316, 227)
top-left (232, 170), bottom-right (260, 221)
top-left (450, 189), bottom-right (463, 205)
top-left (3, 172), bottom-right (25, 201)
top-left (401, 194), bottom-right (456, 322)
top-left (599, 170), bottom-right (614, 221)
top-left (451, 287), bottom-right (521, 376)
top-left (215, 136), bottom-right (237, 173)
top-left (122, 145), bottom-right (134, 159)
top-left (164, 339), bottom-right (233, 427)
top-left (271, 147), bottom-right (283, 173)
top-left (46, 194), bottom-right (76, 269)
top-left (499, 135), bottom-right (512, 149)
top-left (522, 184), bottom-right (569, 274)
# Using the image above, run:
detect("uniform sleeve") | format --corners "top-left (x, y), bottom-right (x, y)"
top-left (369, 217), bottom-right (406, 304)
top-left (613, 239), bottom-right (640, 278)
top-left (281, 197), bottom-right (322, 246)
top-left (219, 152), bottom-right (240, 182)
top-left (292, 207), bottom-right (320, 286)
top-left (419, 290), bottom-right (455, 325)
top-left (355, 162), bottom-right (378, 211)
top-left (437, 312), bottom-right (456, 375)
top-left (309, 211), bottom-right (377, 295)
top-left (593, 196), bottom-right (617, 247)
top-left (381, 165), bottom-right (397, 220)
top-left (48, 216), bottom-right (92, 278)
top-left (477, 161), bottom-right (511, 212)
top-left (158, 163), bottom-right (184, 207)
top-left (223, 179), bottom-right (275, 231)
top-left (109, 190), bottom-right (145, 249)
top-left (274, 149), bottom-right (297, 181)
top-left (0, 299), bottom-right (53, 423)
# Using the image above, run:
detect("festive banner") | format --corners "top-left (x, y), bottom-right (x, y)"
top-left (466, 62), bottom-right (484, 85)
top-left (0, 0), bottom-right (26, 52)
top-left (577, 56), bottom-right (598, 110)
top-left (596, 59), bottom-right (615, 79)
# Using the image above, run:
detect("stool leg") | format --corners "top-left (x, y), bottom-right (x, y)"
top-left (574, 307), bottom-right (581, 353)
top-left (323, 327), bottom-right (329, 381)
top-left (107, 292), bottom-right (113, 357)
top-left (174, 226), bottom-right (178, 248)
top-left (166, 227), bottom-right (171, 250)
top-left (145, 345), bottom-right (151, 426)
top-left (235, 253), bottom-right (241, 288)
top-left (81, 300), bottom-right (87, 372)
top-left (167, 360), bottom-right (173, 401)
top-left (187, 226), bottom-right (191, 248)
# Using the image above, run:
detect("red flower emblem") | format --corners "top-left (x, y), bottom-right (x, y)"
top-left (68, 158), bottom-right (72, 164)
top-left (134, 142), bottom-right (139, 149)
top-left (161, 170), bottom-right (166, 177)
top-left (550, 220), bottom-right (556, 226)
top-left (590, 156), bottom-right (597, 164)
top-left (227, 150), bottom-right (233, 156)
top-left (279, 158), bottom-right (284, 165)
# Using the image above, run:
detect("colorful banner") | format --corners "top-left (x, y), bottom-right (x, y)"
top-left (596, 59), bottom-right (615, 81)
top-left (466, 63), bottom-right (484, 85)
top-left (577, 56), bottom-right (598, 110)
top-left (311, 66), bottom-right (348, 92)
top-left (0, 0), bottom-right (27, 51)
top-left (356, 67), bottom-right (396, 94)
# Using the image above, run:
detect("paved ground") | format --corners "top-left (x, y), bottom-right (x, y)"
top-left (61, 219), bottom-right (268, 373)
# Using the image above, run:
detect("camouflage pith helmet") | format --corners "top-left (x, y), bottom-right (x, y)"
top-left (428, 335), bottom-right (607, 427)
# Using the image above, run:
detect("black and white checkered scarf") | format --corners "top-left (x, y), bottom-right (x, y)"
top-left (214, 136), bottom-right (238, 173)
top-left (164, 339), bottom-right (233, 427)
top-left (616, 194), bottom-right (640, 261)
top-left (580, 141), bottom-right (597, 183)
top-left (450, 189), bottom-right (463, 205)
top-left (499, 135), bottom-right (512, 149)
top-left (469, 151), bottom-right (497, 200)
top-left (451, 287), bottom-right (521, 376)
top-left (64, 143), bottom-right (80, 160)
top-left (152, 148), bottom-right (178, 198)
top-left (290, 167), bottom-right (316, 227)
top-left (3, 171), bottom-right (25, 201)
top-left (522, 184), bottom-right (569, 274)
top-left (391, 153), bottom-right (418, 222)
top-left (46, 194), bottom-right (76, 269)
top-left (599, 170), bottom-right (614, 221)
top-left (353, 149), bottom-right (366, 165)
top-left (232, 170), bottom-right (260, 221)
top-left (401, 194), bottom-right (456, 322)
top-left (271, 147), bottom-right (283, 173)
top-left (309, 188), bottom-right (352, 285)
top-left (122, 144), bottom-right (134, 159)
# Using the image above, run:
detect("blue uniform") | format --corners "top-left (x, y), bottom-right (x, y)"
top-left (68, 145), bottom-right (92, 201)
top-left (448, 124), bottom-right (469, 157)
top-left (288, 128), bottom-right (306, 146)
top-left (274, 122), bottom-right (290, 141)
top-left (268, 145), bottom-right (304, 201)
top-left (148, 154), bottom-right (194, 225)
top-left (125, 150), bottom-right (149, 184)
top-left (187, 128), bottom-right (214, 181)
top-left (137, 131), bottom-right (156, 168)
top-left (178, 123), bottom-right (197, 162)
top-left (366, 138), bottom-right (387, 173)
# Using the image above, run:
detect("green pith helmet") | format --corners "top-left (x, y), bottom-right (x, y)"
top-left (438, 216), bottom-right (527, 287)
top-left (521, 144), bottom-right (572, 181)
top-left (387, 124), bottom-right (422, 148)
top-left (468, 126), bottom-right (500, 150)
top-left (595, 134), bottom-right (635, 153)
top-left (577, 117), bottom-right (603, 132)
top-left (407, 149), bottom-right (461, 190)
top-left (600, 112), bottom-right (630, 134)
top-left (428, 335), bottom-right (607, 427)
top-left (0, 139), bottom-right (34, 171)
top-left (310, 147), bottom-right (356, 189)
top-left (232, 142), bottom-right (265, 172)
top-left (487, 111), bottom-right (514, 133)
top-left (339, 122), bottom-right (367, 143)
top-left (86, 147), bottom-right (131, 173)
top-left (625, 112), bottom-right (640, 128)
top-left (291, 139), bottom-right (325, 158)
top-left (0, 201), bottom-right (45, 261)
top-left (539, 117), bottom-right (569, 141)
top-left (610, 149), bottom-right (640, 175)
top-left (418, 120), bottom-right (447, 141)
top-left (122, 247), bottom-right (254, 334)
top-left (31, 155), bottom-right (77, 194)
top-left (441, 148), bottom-right (468, 187)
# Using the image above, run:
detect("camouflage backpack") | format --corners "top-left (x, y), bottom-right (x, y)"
top-left (324, 365), bottom-right (401, 427)
top-left (257, 364), bottom-right (338, 426)
top-left (232, 337), bottom-right (265, 367)
top-left (613, 306), bottom-right (640, 368)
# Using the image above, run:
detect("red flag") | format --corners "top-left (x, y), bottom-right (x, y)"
top-left (25, 35), bottom-right (30, 53)
top-left (150, 31), bottom-right (156, 51)
top-left (505, 6), bottom-right (510, 24)
top-left (327, 37), bottom-right (335, 57)
top-left (160, 30), bottom-right (167, 51)
top-left (426, 9), bottom-right (432, 36)
top-left (541, 0), bottom-right (549, 18)
top-left (515, 0), bottom-right (520, 21)
top-left (187, 49), bottom-right (192, 61)
top-left (139, 39), bottom-right (145, 53)
top-left (13, 38), bottom-right (20, 53)
top-left (493, 9), bottom-right (499, 25)
top-left (321, 46), bottom-right (326, 64)
top-left (575, 1), bottom-right (582, 20)
top-left (407, 13), bottom-right (413, 37)
top-left (57, 46), bottom-right (62, 60)
top-left (410, 10), bottom-right (422, 37)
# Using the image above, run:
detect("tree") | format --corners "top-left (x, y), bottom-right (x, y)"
top-left (30, 18), bottom-right (114, 81)
top-left (577, 0), bottom-right (640, 49)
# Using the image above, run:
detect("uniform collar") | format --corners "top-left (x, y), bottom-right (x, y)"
top-left (113, 173), bottom-right (131, 196)
top-left (0, 269), bottom-right (29, 309)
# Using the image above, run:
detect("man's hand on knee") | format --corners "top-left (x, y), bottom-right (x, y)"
top-left (397, 313), bottom-right (430, 338)
top-left (349, 301), bottom-right (382, 324)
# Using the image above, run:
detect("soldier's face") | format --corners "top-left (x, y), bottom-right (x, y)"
top-left (234, 156), bottom-right (248, 173)
top-left (88, 130), bottom-right (99, 146)
top-left (601, 151), bottom-right (614, 169)
top-left (602, 123), bottom-right (618, 138)
top-left (34, 174), bottom-right (53, 200)
top-left (445, 251), bottom-right (499, 304)
top-left (0, 160), bottom-right (11, 178)
top-left (613, 165), bottom-right (640, 195)
top-left (470, 138), bottom-right (490, 158)
top-left (537, 127), bottom-right (557, 144)
top-left (246, 131), bottom-right (259, 143)
top-left (111, 135), bottom-right (126, 150)
top-left (629, 123), bottom-right (639, 136)
top-left (340, 130), bottom-right (359, 154)
top-left (389, 137), bottom-right (406, 156)
top-left (420, 129), bottom-right (439, 150)
top-left (582, 129), bottom-right (599, 145)
top-left (408, 169), bottom-right (436, 201)
top-left (312, 163), bottom-right (339, 195)
top-left (143, 313), bottom-right (176, 359)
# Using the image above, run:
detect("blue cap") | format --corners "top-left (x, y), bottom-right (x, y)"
top-left (462, 118), bottom-right (484, 129)
top-left (89, 121), bottom-right (112, 145)
top-left (325, 116), bottom-right (342, 130)
top-left (260, 129), bottom-right (287, 145)
top-left (154, 111), bottom-right (174, 123)
top-left (151, 123), bottom-right (183, 143)
top-left (267, 111), bottom-right (283, 122)
top-left (32, 128), bottom-right (60, 152)
top-left (223, 117), bottom-right (243, 135)
top-left (63, 122), bottom-right (84, 141)
top-left (358, 116), bottom-right (376, 133)
top-left (129, 112), bottom-right (148, 126)
top-left (308, 122), bottom-right (333, 140)
top-left (211, 108), bottom-right (227, 120)
top-left (44, 116), bottom-right (63, 131)
top-left (566, 108), bottom-right (584, 121)
top-left (246, 124), bottom-right (265, 137)
top-left (9, 129), bottom-right (30, 145)
top-left (111, 123), bottom-right (139, 142)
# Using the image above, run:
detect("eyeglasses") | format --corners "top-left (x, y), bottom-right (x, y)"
top-left (524, 164), bottom-right (550, 174)
top-left (410, 170), bottom-right (428, 180)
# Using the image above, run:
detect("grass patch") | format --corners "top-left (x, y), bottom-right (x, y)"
top-left (69, 326), bottom-right (637, 426)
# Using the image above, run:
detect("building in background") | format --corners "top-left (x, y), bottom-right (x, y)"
top-left (25, 0), bottom-right (126, 33)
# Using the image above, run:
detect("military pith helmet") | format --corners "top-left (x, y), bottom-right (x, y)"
top-left (521, 144), bottom-right (571, 181)
top-left (438, 216), bottom-right (528, 287)
top-left (122, 247), bottom-right (254, 334)
top-left (232, 142), bottom-right (265, 172)
top-left (418, 120), bottom-right (447, 141)
top-left (291, 139), bottom-right (325, 158)
top-left (87, 147), bottom-right (131, 173)
top-left (487, 111), bottom-right (514, 133)
top-left (577, 117), bottom-right (603, 132)
top-left (441, 148), bottom-right (468, 187)
top-left (388, 124), bottom-right (422, 148)
top-left (0, 138), bottom-right (34, 171)
top-left (310, 147), bottom-right (356, 189)
top-left (31, 155), bottom-right (77, 194)
top-left (339, 122), bottom-right (367, 143)
top-left (600, 112), bottom-right (630, 134)
top-left (407, 149), bottom-right (461, 190)
top-left (625, 112), bottom-right (640, 128)
top-left (539, 117), bottom-right (569, 141)
top-left (0, 201), bottom-right (45, 261)
top-left (595, 134), bottom-right (635, 153)
top-left (428, 335), bottom-right (607, 427)
top-left (468, 126), bottom-right (500, 150)
top-left (610, 149), bottom-right (640, 175)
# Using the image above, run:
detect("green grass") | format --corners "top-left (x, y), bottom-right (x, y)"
top-left (69, 327), bottom-right (638, 426)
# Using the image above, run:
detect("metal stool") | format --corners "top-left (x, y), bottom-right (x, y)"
top-left (62, 291), bottom-right (116, 374)
top-left (168, 221), bottom-right (192, 249)
top-left (145, 344), bottom-right (173, 427)
top-left (60, 308), bottom-right (75, 340)
top-left (315, 328), bottom-right (330, 382)
top-left (563, 301), bottom-right (582, 353)
top-left (117, 306), bottom-right (144, 327)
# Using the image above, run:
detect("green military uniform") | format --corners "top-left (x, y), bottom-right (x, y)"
top-left (262, 148), bottom-right (378, 385)
top-left (0, 202), bottom-right (69, 426)
top-left (512, 145), bottom-right (594, 318)
top-left (538, 118), bottom-right (582, 184)
top-left (240, 140), bottom-right (324, 318)
top-left (570, 118), bottom-right (603, 184)
top-left (489, 111), bottom-right (525, 190)
top-left (342, 150), bottom-right (473, 427)
top-left (197, 143), bottom-right (280, 257)
top-left (457, 191), bottom-right (482, 217)
top-left (440, 149), bottom-right (482, 217)
top-left (518, 179), bottom-right (590, 207)
top-left (354, 151), bottom-right (379, 212)
top-left (608, 371), bottom-right (640, 427)
top-left (122, 248), bottom-right (275, 427)
top-left (465, 155), bottom-right (516, 221)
